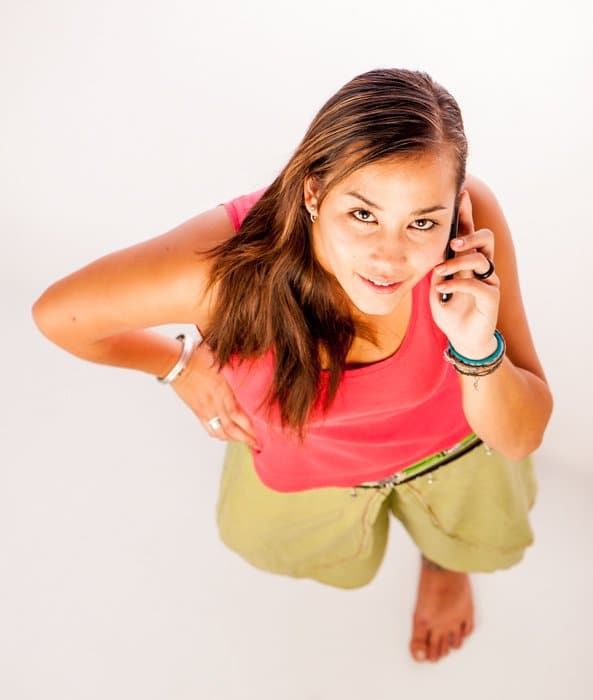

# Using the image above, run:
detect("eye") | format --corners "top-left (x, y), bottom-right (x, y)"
top-left (350, 211), bottom-right (440, 231)
top-left (411, 218), bottom-right (438, 231)
top-left (350, 209), bottom-right (377, 225)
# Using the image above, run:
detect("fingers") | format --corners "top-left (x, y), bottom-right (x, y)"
top-left (435, 250), bottom-right (497, 280)
top-left (457, 189), bottom-right (476, 239)
top-left (434, 277), bottom-right (500, 309)
top-left (450, 227), bottom-right (494, 265)
top-left (202, 396), bottom-right (260, 450)
top-left (451, 192), bottom-right (494, 265)
top-left (224, 396), bottom-right (261, 449)
top-left (171, 341), bottom-right (260, 450)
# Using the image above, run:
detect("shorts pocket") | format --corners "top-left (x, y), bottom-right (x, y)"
top-left (401, 444), bottom-right (538, 553)
top-left (216, 442), bottom-right (390, 577)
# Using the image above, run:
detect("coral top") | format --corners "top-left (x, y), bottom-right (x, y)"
top-left (210, 187), bottom-right (473, 492)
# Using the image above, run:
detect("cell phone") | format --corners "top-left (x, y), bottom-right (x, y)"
top-left (440, 203), bottom-right (460, 304)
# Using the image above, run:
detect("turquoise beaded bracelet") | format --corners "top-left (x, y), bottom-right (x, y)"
top-left (447, 330), bottom-right (505, 366)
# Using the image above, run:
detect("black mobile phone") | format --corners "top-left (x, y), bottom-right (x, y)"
top-left (440, 203), bottom-right (460, 304)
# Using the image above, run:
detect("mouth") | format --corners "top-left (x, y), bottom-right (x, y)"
top-left (358, 273), bottom-right (404, 294)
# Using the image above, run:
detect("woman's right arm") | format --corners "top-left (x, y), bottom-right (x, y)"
top-left (31, 204), bottom-right (260, 448)
top-left (32, 204), bottom-right (234, 348)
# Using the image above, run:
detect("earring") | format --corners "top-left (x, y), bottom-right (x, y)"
top-left (309, 208), bottom-right (318, 223)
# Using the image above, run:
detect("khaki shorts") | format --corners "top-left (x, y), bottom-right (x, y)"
top-left (216, 440), bottom-right (538, 589)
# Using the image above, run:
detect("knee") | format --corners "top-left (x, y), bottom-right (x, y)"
top-left (307, 564), bottom-right (382, 590)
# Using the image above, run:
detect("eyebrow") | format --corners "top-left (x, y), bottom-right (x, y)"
top-left (345, 190), bottom-right (448, 216)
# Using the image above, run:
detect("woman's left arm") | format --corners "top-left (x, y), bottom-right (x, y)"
top-left (433, 174), bottom-right (553, 460)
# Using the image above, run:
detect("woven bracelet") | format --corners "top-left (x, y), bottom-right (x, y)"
top-left (447, 330), bottom-right (505, 366)
top-left (443, 331), bottom-right (506, 390)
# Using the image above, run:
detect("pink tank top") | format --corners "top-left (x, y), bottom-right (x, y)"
top-left (212, 188), bottom-right (473, 492)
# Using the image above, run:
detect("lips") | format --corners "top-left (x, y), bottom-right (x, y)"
top-left (358, 273), bottom-right (403, 293)
top-left (363, 275), bottom-right (400, 285)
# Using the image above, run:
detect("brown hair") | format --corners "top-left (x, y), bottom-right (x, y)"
top-left (200, 67), bottom-right (468, 443)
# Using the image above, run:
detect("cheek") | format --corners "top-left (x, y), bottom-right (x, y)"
top-left (418, 235), bottom-right (449, 264)
top-left (325, 228), bottom-right (361, 266)
top-left (436, 234), bottom-right (451, 261)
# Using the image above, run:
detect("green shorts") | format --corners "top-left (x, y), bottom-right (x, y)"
top-left (215, 440), bottom-right (538, 589)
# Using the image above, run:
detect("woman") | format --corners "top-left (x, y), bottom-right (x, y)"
top-left (32, 68), bottom-right (553, 664)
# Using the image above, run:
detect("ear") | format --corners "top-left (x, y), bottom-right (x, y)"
top-left (303, 174), bottom-right (322, 211)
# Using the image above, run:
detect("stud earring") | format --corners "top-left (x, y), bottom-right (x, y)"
top-left (309, 208), bottom-right (318, 223)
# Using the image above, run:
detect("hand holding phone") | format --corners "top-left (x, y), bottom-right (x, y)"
top-left (440, 203), bottom-right (460, 304)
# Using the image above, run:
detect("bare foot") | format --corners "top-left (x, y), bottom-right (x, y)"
top-left (410, 554), bottom-right (474, 663)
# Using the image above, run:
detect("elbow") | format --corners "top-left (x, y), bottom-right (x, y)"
top-left (504, 422), bottom-right (552, 462)
top-left (31, 294), bottom-right (55, 338)
top-left (475, 381), bottom-right (554, 463)
top-left (503, 439), bottom-right (541, 462)
top-left (31, 290), bottom-right (66, 343)
top-left (509, 385), bottom-right (554, 461)
top-left (492, 433), bottom-right (542, 462)
top-left (31, 296), bottom-right (48, 332)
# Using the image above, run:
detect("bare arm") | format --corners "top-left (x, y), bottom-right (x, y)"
top-left (453, 175), bottom-right (553, 459)
top-left (31, 204), bottom-right (235, 378)
top-left (32, 201), bottom-right (263, 448)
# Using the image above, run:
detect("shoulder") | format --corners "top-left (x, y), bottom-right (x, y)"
top-left (462, 173), bottom-right (502, 218)
top-left (462, 174), bottom-right (513, 260)
top-left (461, 172), bottom-right (515, 267)
top-left (219, 186), bottom-right (269, 232)
top-left (461, 173), bottom-right (549, 385)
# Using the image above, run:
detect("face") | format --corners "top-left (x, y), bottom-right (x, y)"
top-left (304, 150), bottom-right (458, 318)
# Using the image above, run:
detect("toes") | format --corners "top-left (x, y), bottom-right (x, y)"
top-left (449, 629), bottom-right (462, 649)
top-left (410, 622), bottom-right (429, 662)
top-left (461, 618), bottom-right (474, 639)
top-left (410, 617), bottom-right (473, 662)
top-left (410, 640), bottom-right (427, 662)
top-left (427, 630), bottom-right (442, 662)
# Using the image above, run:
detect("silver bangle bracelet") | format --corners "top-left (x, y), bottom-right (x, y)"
top-left (156, 334), bottom-right (199, 384)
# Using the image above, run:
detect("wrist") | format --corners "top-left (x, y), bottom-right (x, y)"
top-left (448, 335), bottom-right (498, 361)
top-left (157, 334), bottom-right (200, 385)
top-left (169, 337), bottom-right (215, 388)
top-left (169, 353), bottom-right (194, 386)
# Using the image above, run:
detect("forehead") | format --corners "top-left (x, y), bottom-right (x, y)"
top-left (332, 150), bottom-right (457, 205)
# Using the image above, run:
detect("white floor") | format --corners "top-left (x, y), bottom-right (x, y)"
top-left (2, 288), bottom-right (591, 700)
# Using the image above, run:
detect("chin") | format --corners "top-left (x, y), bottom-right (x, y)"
top-left (347, 292), bottom-right (402, 316)
top-left (339, 273), bottom-right (409, 315)
top-left (357, 301), bottom-right (397, 316)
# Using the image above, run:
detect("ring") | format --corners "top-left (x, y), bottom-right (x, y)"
top-left (207, 416), bottom-right (222, 430)
top-left (473, 257), bottom-right (495, 280)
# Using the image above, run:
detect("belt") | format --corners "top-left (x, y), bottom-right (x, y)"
top-left (354, 433), bottom-right (484, 491)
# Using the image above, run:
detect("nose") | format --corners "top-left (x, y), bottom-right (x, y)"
top-left (370, 229), bottom-right (409, 269)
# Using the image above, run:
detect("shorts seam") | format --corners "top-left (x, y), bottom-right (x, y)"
top-left (305, 488), bottom-right (389, 572)
top-left (402, 480), bottom-right (534, 554)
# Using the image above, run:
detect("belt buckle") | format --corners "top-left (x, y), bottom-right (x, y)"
top-left (442, 440), bottom-right (461, 455)
top-left (356, 434), bottom-right (479, 490)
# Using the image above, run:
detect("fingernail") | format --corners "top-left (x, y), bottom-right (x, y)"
top-left (452, 238), bottom-right (464, 247)
top-left (414, 649), bottom-right (426, 660)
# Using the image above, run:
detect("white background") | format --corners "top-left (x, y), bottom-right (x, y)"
top-left (2, 1), bottom-right (591, 698)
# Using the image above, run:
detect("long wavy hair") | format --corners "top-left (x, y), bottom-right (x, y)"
top-left (200, 67), bottom-right (468, 443)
